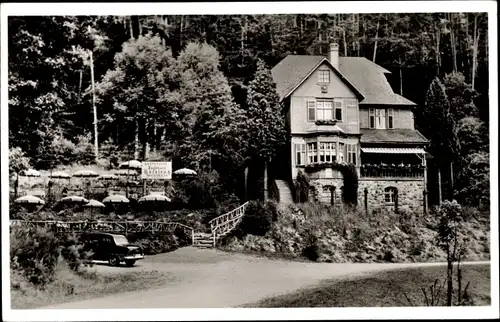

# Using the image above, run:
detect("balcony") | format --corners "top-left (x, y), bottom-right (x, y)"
top-left (360, 163), bottom-right (424, 179)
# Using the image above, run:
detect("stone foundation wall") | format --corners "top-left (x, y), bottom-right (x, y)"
top-left (357, 178), bottom-right (425, 214)
top-left (308, 176), bottom-right (425, 214)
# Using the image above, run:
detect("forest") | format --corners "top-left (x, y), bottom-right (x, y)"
top-left (8, 13), bottom-right (490, 206)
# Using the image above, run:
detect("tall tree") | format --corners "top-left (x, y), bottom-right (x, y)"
top-left (245, 59), bottom-right (287, 199)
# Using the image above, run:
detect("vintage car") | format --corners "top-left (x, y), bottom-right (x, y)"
top-left (80, 232), bottom-right (144, 267)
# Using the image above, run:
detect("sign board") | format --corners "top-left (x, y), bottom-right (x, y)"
top-left (141, 162), bottom-right (172, 180)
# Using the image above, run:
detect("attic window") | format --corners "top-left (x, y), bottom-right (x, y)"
top-left (318, 70), bottom-right (330, 84)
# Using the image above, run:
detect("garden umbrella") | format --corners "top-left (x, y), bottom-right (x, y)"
top-left (119, 160), bottom-right (142, 170)
top-left (103, 194), bottom-right (130, 204)
top-left (73, 170), bottom-right (100, 178)
top-left (19, 169), bottom-right (41, 177)
top-left (173, 168), bottom-right (197, 176)
top-left (115, 169), bottom-right (139, 177)
top-left (50, 171), bottom-right (71, 179)
top-left (98, 173), bottom-right (118, 180)
top-left (139, 194), bottom-right (172, 203)
top-left (84, 199), bottom-right (106, 208)
top-left (14, 195), bottom-right (45, 205)
top-left (60, 195), bottom-right (89, 204)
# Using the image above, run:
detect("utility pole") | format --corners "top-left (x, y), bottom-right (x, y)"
top-left (88, 26), bottom-right (98, 162)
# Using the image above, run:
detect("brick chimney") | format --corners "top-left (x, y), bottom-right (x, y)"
top-left (328, 43), bottom-right (339, 69)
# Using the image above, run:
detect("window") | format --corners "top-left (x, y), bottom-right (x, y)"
top-left (338, 143), bottom-right (345, 162)
top-left (318, 70), bottom-right (330, 83)
top-left (307, 100), bottom-right (316, 122)
top-left (369, 108), bottom-right (375, 128)
top-left (295, 143), bottom-right (306, 166)
top-left (319, 142), bottom-right (337, 162)
top-left (347, 99), bottom-right (357, 109)
top-left (346, 144), bottom-right (357, 165)
top-left (376, 109), bottom-right (386, 129)
top-left (316, 100), bottom-right (333, 120)
top-left (334, 99), bottom-right (343, 121)
top-left (307, 143), bottom-right (317, 163)
top-left (384, 187), bottom-right (398, 204)
top-left (388, 108), bottom-right (394, 129)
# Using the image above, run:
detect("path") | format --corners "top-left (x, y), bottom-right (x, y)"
top-left (41, 247), bottom-right (489, 309)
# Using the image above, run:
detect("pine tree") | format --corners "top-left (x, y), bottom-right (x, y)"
top-left (245, 59), bottom-right (287, 199)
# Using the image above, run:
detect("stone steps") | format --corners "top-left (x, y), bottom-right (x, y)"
top-left (275, 180), bottom-right (294, 204)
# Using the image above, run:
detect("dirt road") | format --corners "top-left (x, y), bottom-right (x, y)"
top-left (41, 247), bottom-right (489, 309)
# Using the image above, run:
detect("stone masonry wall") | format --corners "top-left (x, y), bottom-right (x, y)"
top-left (309, 177), bottom-right (425, 214)
top-left (357, 179), bottom-right (425, 214)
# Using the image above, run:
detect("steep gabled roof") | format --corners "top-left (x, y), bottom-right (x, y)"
top-left (338, 57), bottom-right (416, 106)
top-left (271, 55), bottom-right (416, 106)
top-left (271, 55), bottom-right (364, 102)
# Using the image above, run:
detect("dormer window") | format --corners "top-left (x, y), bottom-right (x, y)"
top-left (318, 70), bottom-right (330, 83)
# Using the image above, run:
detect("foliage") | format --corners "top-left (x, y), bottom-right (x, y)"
top-left (10, 227), bottom-right (60, 286)
top-left (294, 170), bottom-right (310, 203)
top-left (421, 77), bottom-right (461, 166)
top-left (9, 147), bottom-right (31, 175)
top-left (245, 59), bottom-right (287, 162)
top-left (59, 233), bottom-right (94, 273)
top-left (339, 163), bottom-right (359, 206)
top-left (235, 200), bottom-right (277, 237)
top-left (128, 232), bottom-right (179, 255)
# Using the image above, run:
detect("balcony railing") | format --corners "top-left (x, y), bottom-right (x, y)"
top-left (360, 164), bottom-right (424, 179)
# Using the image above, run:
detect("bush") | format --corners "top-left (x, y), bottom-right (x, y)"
top-left (127, 232), bottom-right (179, 255)
top-left (237, 200), bottom-right (276, 237)
top-left (59, 233), bottom-right (93, 272)
top-left (10, 227), bottom-right (60, 286)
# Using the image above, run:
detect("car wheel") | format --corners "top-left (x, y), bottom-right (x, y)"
top-left (125, 260), bottom-right (136, 267)
top-left (109, 256), bottom-right (120, 267)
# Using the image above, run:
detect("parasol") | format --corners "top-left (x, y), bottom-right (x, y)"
top-left (14, 195), bottom-right (45, 205)
top-left (60, 195), bottom-right (89, 204)
top-left (173, 168), bottom-right (197, 176)
top-left (118, 160), bottom-right (142, 170)
top-left (139, 194), bottom-right (172, 203)
top-left (73, 170), bottom-right (100, 178)
top-left (50, 171), bottom-right (71, 179)
top-left (103, 194), bottom-right (130, 204)
top-left (19, 169), bottom-right (42, 177)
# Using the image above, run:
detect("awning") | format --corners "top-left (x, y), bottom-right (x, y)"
top-left (361, 147), bottom-right (426, 154)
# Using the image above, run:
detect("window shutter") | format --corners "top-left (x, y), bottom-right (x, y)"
top-left (307, 100), bottom-right (316, 122)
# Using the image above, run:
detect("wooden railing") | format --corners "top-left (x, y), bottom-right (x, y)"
top-left (208, 201), bottom-right (250, 247)
top-left (9, 220), bottom-right (194, 241)
top-left (361, 168), bottom-right (424, 179)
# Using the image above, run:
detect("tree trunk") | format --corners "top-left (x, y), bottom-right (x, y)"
top-left (78, 70), bottom-right (83, 104)
top-left (15, 173), bottom-right (19, 199)
top-left (142, 118), bottom-right (149, 160)
top-left (89, 48), bottom-right (98, 162)
top-left (134, 115), bottom-right (139, 159)
top-left (449, 13), bottom-right (458, 73)
top-left (263, 160), bottom-right (268, 201)
top-left (436, 26), bottom-right (441, 75)
top-left (471, 14), bottom-right (479, 90)
top-left (438, 168), bottom-right (442, 205)
top-left (450, 161), bottom-right (454, 199)
top-left (129, 16), bottom-right (134, 39)
top-left (447, 252), bottom-right (453, 306)
top-left (138, 18), bottom-right (142, 37)
top-left (399, 54), bottom-right (403, 95)
top-left (343, 28), bottom-right (347, 56)
top-left (373, 16), bottom-right (380, 62)
top-left (152, 121), bottom-right (157, 152)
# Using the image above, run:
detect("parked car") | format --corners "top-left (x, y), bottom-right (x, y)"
top-left (80, 232), bottom-right (144, 267)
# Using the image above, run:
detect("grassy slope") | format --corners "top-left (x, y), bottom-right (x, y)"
top-left (11, 265), bottom-right (174, 309)
top-left (245, 264), bottom-right (491, 307)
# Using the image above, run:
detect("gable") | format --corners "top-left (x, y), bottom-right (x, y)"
top-left (293, 62), bottom-right (357, 98)
top-left (271, 56), bottom-right (364, 102)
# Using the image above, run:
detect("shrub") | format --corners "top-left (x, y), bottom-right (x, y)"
top-left (10, 227), bottom-right (60, 286)
top-left (127, 232), bottom-right (179, 255)
top-left (237, 200), bottom-right (276, 237)
top-left (59, 233), bottom-right (93, 272)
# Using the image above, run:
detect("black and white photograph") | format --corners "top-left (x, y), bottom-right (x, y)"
top-left (1, 1), bottom-right (498, 321)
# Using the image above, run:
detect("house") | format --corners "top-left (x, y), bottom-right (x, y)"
top-left (271, 43), bottom-right (429, 213)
